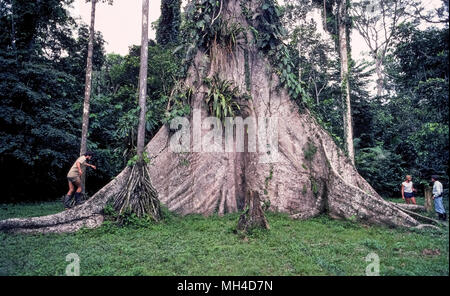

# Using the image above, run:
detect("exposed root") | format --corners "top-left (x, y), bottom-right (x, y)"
top-left (389, 203), bottom-right (426, 212)
top-left (0, 167), bottom-right (131, 233)
top-left (3, 215), bottom-right (104, 234)
top-left (319, 138), bottom-right (420, 228)
top-left (113, 163), bottom-right (161, 221)
top-left (237, 190), bottom-right (270, 232)
top-left (0, 162), bottom-right (163, 233)
top-left (414, 224), bottom-right (443, 231)
top-left (390, 203), bottom-right (443, 226)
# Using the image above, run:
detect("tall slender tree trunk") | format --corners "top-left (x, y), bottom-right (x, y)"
top-left (110, 0), bottom-right (160, 221)
top-left (10, 0), bottom-right (17, 60)
top-left (80, 0), bottom-right (97, 192)
top-left (137, 0), bottom-right (149, 164)
top-left (375, 55), bottom-right (384, 97)
top-left (338, 0), bottom-right (354, 164)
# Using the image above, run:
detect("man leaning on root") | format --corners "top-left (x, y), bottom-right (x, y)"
top-left (64, 151), bottom-right (96, 209)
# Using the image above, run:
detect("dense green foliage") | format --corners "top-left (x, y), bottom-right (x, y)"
top-left (0, 201), bottom-right (447, 275)
top-left (357, 24), bottom-right (449, 196)
top-left (283, 0), bottom-right (448, 197)
top-left (0, 1), bottom-right (181, 202)
top-left (0, 0), bottom-right (106, 201)
top-left (156, 0), bottom-right (182, 46)
top-left (244, 0), bottom-right (308, 105)
top-left (203, 73), bottom-right (242, 121)
top-left (88, 43), bottom-right (181, 180)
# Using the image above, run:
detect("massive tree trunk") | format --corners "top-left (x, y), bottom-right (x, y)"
top-left (337, 0), bottom-right (355, 165)
top-left (0, 0), bottom-right (431, 233)
top-left (80, 0), bottom-right (97, 192)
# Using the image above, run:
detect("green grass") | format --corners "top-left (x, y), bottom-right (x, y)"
top-left (0, 201), bottom-right (448, 276)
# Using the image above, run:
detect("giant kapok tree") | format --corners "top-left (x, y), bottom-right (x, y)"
top-left (0, 0), bottom-right (439, 233)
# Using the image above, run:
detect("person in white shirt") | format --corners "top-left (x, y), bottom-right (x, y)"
top-left (401, 175), bottom-right (416, 204)
top-left (431, 175), bottom-right (446, 221)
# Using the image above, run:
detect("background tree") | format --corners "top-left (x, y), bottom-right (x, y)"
top-left (156, 0), bottom-right (182, 47)
top-left (88, 43), bottom-right (181, 175)
top-left (0, 0), bottom-right (106, 202)
top-left (80, 0), bottom-right (113, 193)
top-left (281, 0), bottom-right (448, 198)
top-left (355, 23), bottom-right (449, 196)
top-left (287, 0), bottom-right (356, 162)
top-left (283, 0), bottom-right (344, 146)
top-left (337, 0), bottom-right (355, 163)
top-left (112, 0), bottom-right (161, 221)
top-left (407, 0), bottom-right (449, 24)
top-left (136, 0), bottom-right (150, 165)
top-left (351, 0), bottom-right (418, 97)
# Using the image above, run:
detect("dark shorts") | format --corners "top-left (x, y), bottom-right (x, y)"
top-left (67, 176), bottom-right (81, 184)
top-left (404, 192), bottom-right (414, 198)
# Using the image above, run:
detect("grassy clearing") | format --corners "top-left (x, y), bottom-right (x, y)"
top-left (0, 200), bottom-right (448, 276)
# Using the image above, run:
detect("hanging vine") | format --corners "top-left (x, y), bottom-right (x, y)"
top-left (178, 0), bottom-right (310, 108)
top-left (240, 0), bottom-right (309, 107)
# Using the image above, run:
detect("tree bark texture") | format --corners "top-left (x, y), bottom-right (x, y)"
top-left (237, 190), bottom-right (270, 232)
